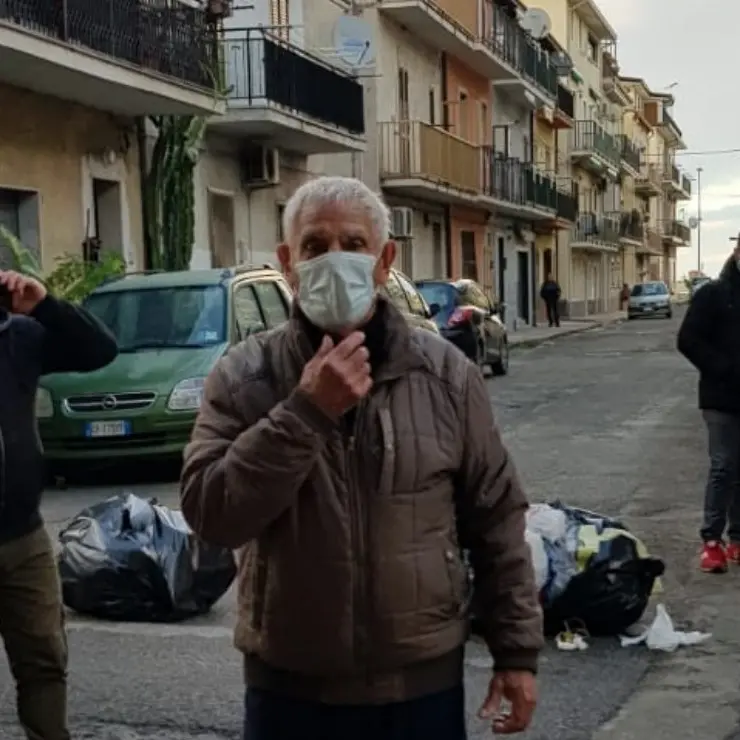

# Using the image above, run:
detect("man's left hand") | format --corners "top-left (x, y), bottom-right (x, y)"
top-left (0, 270), bottom-right (47, 314)
top-left (478, 670), bottom-right (537, 734)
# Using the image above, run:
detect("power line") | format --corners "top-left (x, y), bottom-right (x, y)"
top-left (675, 148), bottom-right (740, 157)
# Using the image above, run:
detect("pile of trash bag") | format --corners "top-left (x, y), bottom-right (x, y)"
top-left (526, 502), bottom-right (665, 636)
top-left (58, 493), bottom-right (237, 622)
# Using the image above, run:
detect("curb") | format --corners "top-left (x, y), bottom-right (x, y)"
top-left (509, 317), bottom-right (625, 350)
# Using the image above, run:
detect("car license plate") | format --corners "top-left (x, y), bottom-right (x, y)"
top-left (85, 421), bottom-right (131, 438)
top-left (643, 306), bottom-right (653, 312)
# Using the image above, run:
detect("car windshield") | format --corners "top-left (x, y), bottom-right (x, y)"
top-left (416, 282), bottom-right (459, 312)
top-left (84, 286), bottom-right (227, 352)
top-left (631, 283), bottom-right (666, 297)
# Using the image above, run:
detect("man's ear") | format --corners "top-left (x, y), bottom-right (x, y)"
top-left (277, 243), bottom-right (295, 285)
top-left (374, 241), bottom-right (396, 286)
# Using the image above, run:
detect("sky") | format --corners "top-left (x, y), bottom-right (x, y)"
top-left (596, 0), bottom-right (737, 277)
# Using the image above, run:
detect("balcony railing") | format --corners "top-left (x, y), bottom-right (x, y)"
top-left (573, 213), bottom-right (620, 245)
top-left (610, 210), bottom-right (644, 241)
top-left (635, 164), bottom-right (662, 191)
top-left (557, 84), bottom-right (574, 119)
top-left (681, 174), bottom-right (692, 196)
top-left (619, 136), bottom-right (641, 172)
top-left (571, 121), bottom-right (620, 165)
top-left (556, 189), bottom-right (577, 222)
top-left (378, 120), bottom-right (480, 193)
top-left (664, 164), bottom-right (680, 186)
top-left (520, 38), bottom-right (557, 97)
top-left (223, 29), bottom-right (365, 134)
top-left (664, 220), bottom-right (691, 243)
top-left (481, 151), bottom-right (556, 210)
top-left (646, 227), bottom-right (663, 252)
top-left (0, 0), bottom-right (215, 88)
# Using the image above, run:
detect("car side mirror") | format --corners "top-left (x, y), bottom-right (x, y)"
top-left (427, 302), bottom-right (441, 318)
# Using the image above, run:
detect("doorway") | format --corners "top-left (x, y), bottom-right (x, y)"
top-left (460, 230), bottom-right (477, 279)
top-left (517, 250), bottom-right (530, 324)
top-left (208, 191), bottom-right (236, 268)
top-left (432, 222), bottom-right (443, 277)
top-left (91, 178), bottom-right (123, 259)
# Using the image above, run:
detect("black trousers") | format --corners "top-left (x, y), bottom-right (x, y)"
top-left (545, 299), bottom-right (560, 327)
top-left (243, 685), bottom-right (467, 740)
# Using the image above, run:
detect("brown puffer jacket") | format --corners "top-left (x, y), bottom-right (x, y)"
top-left (181, 299), bottom-right (543, 704)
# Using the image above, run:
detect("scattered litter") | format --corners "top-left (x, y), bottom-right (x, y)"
top-left (555, 620), bottom-right (590, 651)
top-left (619, 604), bottom-right (712, 652)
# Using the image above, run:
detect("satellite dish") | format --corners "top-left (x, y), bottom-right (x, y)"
top-left (551, 51), bottom-right (574, 76)
top-left (520, 8), bottom-right (552, 40)
top-left (688, 217), bottom-right (699, 229)
top-left (333, 15), bottom-right (375, 67)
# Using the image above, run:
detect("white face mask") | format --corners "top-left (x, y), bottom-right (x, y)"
top-left (295, 251), bottom-right (377, 331)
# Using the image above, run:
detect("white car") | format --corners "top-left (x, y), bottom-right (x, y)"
top-left (627, 281), bottom-right (672, 320)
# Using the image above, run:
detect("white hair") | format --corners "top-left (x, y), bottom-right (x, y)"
top-left (282, 176), bottom-right (391, 248)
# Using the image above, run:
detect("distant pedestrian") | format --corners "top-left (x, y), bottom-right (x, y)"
top-left (181, 176), bottom-right (542, 740)
top-left (539, 273), bottom-right (561, 327)
top-left (0, 270), bottom-right (118, 739)
top-left (678, 248), bottom-right (740, 573)
top-left (620, 283), bottom-right (630, 310)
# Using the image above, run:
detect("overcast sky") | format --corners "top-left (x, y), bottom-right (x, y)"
top-left (596, 0), bottom-right (735, 277)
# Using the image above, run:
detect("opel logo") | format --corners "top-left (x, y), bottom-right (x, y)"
top-left (101, 395), bottom-right (117, 410)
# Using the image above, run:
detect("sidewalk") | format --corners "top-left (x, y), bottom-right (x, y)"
top-left (509, 311), bottom-right (626, 348)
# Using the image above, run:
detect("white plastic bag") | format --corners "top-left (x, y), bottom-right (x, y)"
top-left (619, 604), bottom-right (711, 652)
top-left (526, 504), bottom-right (568, 543)
top-left (525, 529), bottom-right (548, 592)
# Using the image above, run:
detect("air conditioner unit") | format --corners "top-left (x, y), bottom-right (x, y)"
top-left (391, 206), bottom-right (414, 239)
top-left (241, 146), bottom-right (280, 188)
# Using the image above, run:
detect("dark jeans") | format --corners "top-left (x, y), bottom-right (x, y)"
top-left (0, 526), bottom-right (69, 740)
top-left (702, 410), bottom-right (740, 543)
top-left (243, 685), bottom-right (467, 740)
top-left (545, 299), bottom-right (560, 327)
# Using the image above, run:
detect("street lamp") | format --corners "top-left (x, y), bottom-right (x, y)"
top-left (697, 167), bottom-right (703, 273)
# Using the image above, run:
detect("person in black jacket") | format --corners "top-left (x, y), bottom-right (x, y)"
top-left (0, 270), bottom-right (117, 740)
top-left (539, 273), bottom-right (561, 327)
top-left (677, 252), bottom-right (740, 574)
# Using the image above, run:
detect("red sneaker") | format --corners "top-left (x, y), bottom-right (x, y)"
top-left (726, 543), bottom-right (740, 564)
top-left (700, 541), bottom-right (728, 573)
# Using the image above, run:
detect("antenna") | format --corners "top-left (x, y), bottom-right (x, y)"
top-left (332, 14), bottom-right (376, 68)
top-left (519, 8), bottom-right (552, 40)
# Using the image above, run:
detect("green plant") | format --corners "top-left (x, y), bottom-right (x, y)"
top-left (0, 226), bottom-right (125, 302)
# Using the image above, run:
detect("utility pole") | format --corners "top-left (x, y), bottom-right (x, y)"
top-left (697, 166), bottom-right (703, 273)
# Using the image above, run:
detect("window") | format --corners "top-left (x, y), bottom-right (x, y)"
top-left (429, 88), bottom-right (436, 125)
top-left (461, 231), bottom-right (477, 279)
top-left (398, 67), bottom-right (410, 118)
top-left (84, 286), bottom-right (227, 351)
top-left (417, 282), bottom-right (459, 314)
top-left (631, 282), bottom-right (667, 297)
top-left (479, 102), bottom-right (488, 145)
top-left (587, 35), bottom-right (598, 63)
top-left (252, 281), bottom-right (289, 328)
top-left (0, 187), bottom-right (40, 269)
top-left (395, 270), bottom-right (426, 317)
top-left (458, 91), bottom-right (469, 139)
top-left (232, 284), bottom-right (267, 338)
top-left (276, 203), bottom-right (285, 241)
top-left (381, 271), bottom-right (411, 313)
top-left (270, 0), bottom-right (289, 39)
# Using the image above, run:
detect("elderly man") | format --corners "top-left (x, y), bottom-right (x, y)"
top-left (181, 176), bottom-right (542, 739)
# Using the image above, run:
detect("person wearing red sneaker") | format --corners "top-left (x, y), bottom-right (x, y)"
top-left (678, 244), bottom-right (740, 573)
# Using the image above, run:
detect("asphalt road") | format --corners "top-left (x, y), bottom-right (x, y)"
top-left (3, 308), bottom-right (739, 739)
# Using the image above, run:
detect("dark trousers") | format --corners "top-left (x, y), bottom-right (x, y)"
top-left (545, 299), bottom-right (560, 327)
top-left (702, 410), bottom-right (740, 543)
top-left (0, 526), bottom-right (69, 740)
top-left (243, 685), bottom-right (467, 740)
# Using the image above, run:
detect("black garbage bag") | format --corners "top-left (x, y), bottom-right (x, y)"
top-left (58, 493), bottom-right (236, 622)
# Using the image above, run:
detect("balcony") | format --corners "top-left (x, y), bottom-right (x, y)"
top-left (619, 135), bottom-right (641, 175)
top-left (660, 108), bottom-right (685, 149)
top-left (570, 212), bottom-right (620, 252)
top-left (611, 210), bottom-right (644, 246)
top-left (0, 0), bottom-right (219, 115)
top-left (662, 219), bottom-right (691, 245)
top-left (634, 164), bottom-right (663, 196)
top-left (378, 120), bottom-right (480, 204)
top-left (378, 1), bottom-right (555, 104)
top-left (662, 164), bottom-right (692, 200)
top-left (556, 189), bottom-right (577, 223)
top-left (480, 151), bottom-right (556, 219)
top-left (570, 121), bottom-right (620, 178)
top-left (552, 84), bottom-right (574, 129)
top-left (640, 227), bottom-right (664, 256)
top-left (211, 29), bottom-right (365, 154)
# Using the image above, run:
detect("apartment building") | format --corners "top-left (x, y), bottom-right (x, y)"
top-left (0, 0), bottom-right (217, 271)
top-left (192, 0), bottom-right (366, 269)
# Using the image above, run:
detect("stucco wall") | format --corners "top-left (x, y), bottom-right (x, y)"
top-left (0, 83), bottom-right (143, 271)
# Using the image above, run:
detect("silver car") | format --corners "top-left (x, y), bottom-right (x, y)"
top-left (627, 281), bottom-right (672, 320)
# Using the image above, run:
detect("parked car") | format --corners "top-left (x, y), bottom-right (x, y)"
top-left (414, 278), bottom-right (508, 375)
top-left (381, 268), bottom-right (441, 334)
top-left (627, 281), bottom-right (672, 320)
top-left (36, 265), bottom-right (437, 468)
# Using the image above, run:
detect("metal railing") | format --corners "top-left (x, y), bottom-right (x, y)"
top-left (556, 189), bottom-right (577, 222)
top-left (635, 164), bottom-right (662, 191)
top-left (557, 84), bottom-right (574, 119)
top-left (664, 220), bottom-right (691, 243)
top-left (0, 0), bottom-right (216, 88)
top-left (609, 210), bottom-right (644, 240)
top-left (480, 151), bottom-right (556, 210)
top-left (572, 213), bottom-right (620, 245)
top-left (222, 29), bottom-right (365, 133)
top-left (681, 174), bottom-right (692, 196)
top-left (378, 120), bottom-right (480, 192)
top-left (619, 135), bottom-right (641, 172)
top-left (571, 121), bottom-right (620, 164)
top-left (664, 164), bottom-right (680, 186)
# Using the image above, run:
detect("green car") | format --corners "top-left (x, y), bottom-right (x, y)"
top-left (37, 265), bottom-right (438, 466)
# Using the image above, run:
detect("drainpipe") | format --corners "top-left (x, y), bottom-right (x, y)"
top-left (441, 52), bottom-right (452, 278)
top-left (529, 108), bottom-right (536, 326)
top-left (136, 118), bottom-right (151, 270)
